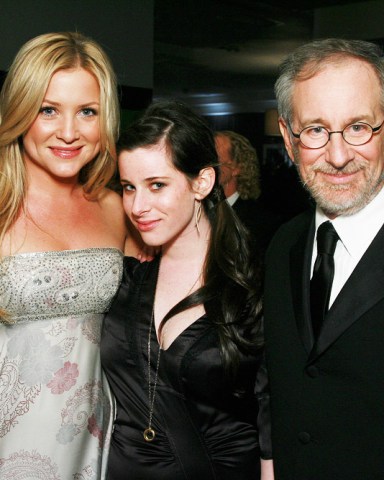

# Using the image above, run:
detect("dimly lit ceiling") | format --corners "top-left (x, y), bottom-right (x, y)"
top-left (154, 0), bottom-right (384, 115)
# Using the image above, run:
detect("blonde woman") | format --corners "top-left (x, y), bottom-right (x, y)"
top-left (0, 32), bottom-right (132, 478)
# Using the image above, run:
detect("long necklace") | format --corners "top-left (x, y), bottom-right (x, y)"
top-left (143, 306), bottom-right (162, 442)
top-left (143, 270), bottom-right (202, 442)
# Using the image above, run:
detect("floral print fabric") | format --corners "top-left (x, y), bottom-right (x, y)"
top-left (0, 248), bottom-right (123, 479)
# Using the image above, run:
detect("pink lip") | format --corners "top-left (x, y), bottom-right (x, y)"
top-left (50, 147), bottom-right (82, 159)
top-left (319, 171), bottom-right (359, 185)
top-left (136, 219), bottom-right (160, 232)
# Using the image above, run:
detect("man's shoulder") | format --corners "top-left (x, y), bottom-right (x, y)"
top-left (268, 208), bottom-right (314, 251)
top-left (278, 208), bottom-right (313, 232)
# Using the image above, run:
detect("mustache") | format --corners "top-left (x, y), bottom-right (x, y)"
top-left (310, 159), bottom-right (368, 175)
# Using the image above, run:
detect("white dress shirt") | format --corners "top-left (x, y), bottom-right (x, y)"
top-left (226, 191), bottom-right (240, 206)
top-left (312, 186), bottom-right (384, 307)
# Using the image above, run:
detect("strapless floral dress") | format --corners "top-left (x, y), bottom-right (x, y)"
top-left (0, 248), bottom-right (123, 479)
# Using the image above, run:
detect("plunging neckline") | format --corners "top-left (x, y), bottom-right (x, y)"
top-left (153, 313), bottom-right (208, 352)
top-left (146, 253), bottom-right (207, 351)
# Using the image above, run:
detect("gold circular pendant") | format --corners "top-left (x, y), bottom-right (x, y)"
top-left (143, 428), bottom-right (156, 442)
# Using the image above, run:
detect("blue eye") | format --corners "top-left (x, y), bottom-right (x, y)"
top-left (152, 182), bottom-right (164, 190)
top-left (81, 108), bottom-right (97, 117)
top-left (305, 126), bottom-right (327, 138)
top-left (40, 106), bottom-right (56, 116)
top-left (122, 184), bottom-right (135, 192)
top-left (347, 123), bottom-right (370, 135)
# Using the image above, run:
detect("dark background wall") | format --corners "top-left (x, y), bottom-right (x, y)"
top-left (0, 0), bottom-right (154, 112)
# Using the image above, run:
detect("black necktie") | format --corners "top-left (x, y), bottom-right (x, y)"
top-left (310, 221), bottom-right (339, 338)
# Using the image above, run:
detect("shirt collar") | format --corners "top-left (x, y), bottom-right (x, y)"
top-left (226, 191), bottom-right (240, 207)
top-left (315, 185), bottom-right (384, 259)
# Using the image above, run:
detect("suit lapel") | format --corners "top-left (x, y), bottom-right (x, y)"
top-left (290, 215), bottom-right (316, 354)
top-left (308, 222), bottom-right (384, 363)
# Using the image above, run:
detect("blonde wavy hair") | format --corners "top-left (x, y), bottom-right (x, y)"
top-left (216, 130), bottom-right (261, 200)
top-left (0, 31), bottom-right (120, 250)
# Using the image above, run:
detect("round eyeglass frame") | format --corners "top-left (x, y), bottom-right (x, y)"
top-left (289, 120), bottom-right (384, 149)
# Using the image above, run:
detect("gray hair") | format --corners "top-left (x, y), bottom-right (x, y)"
top-left (275, 38), bottom-right (384, 123)
top-left (215, 130), bottom-right (260, 200)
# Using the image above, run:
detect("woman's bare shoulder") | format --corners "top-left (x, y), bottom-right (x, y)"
top-left (98, 188), bottom-right (127, 236)
top-left (98, 188), bottom-right (149, 258)
top-left (99, 187), bottom-right (123, 207)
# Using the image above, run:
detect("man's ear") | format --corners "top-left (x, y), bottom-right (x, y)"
top-left (193, 167), bottom-right (215, 200)
top-left (279, 117), bottom-right (295, 162)
top-left (231, 163), bottom-right (240, 177)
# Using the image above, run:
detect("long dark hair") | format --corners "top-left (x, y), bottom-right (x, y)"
top-left (118, 101), bottom-right (263, 373)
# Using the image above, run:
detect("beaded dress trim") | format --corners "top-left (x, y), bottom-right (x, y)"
top-left (0, 248), bottom-right (123, 324)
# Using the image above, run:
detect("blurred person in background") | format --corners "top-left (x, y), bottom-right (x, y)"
top-left (215, 130), bottom-right (282, 255)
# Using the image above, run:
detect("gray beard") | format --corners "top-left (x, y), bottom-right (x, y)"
top-left (293, 156), bottom-right (384, 216)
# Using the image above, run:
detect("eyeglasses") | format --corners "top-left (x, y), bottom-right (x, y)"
top-left (289, 120), bottom-right (384, 149)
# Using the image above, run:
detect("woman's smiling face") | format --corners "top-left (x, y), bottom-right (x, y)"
top-left (22, 68), bottom-right (101, 182)
top-left (119, 142), bottom-right (199, 248)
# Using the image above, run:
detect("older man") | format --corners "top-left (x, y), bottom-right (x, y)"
top-left (264, 39), bottom-right (384, 479)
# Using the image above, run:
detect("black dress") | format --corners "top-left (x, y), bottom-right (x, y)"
top-left (101, 256), bottom-right (271, 480)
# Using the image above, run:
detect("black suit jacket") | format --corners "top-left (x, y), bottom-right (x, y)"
top-left (264, 209), bottom-right (384, 480)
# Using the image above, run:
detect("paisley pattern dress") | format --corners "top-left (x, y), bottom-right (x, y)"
top-left (0, 248), bottom-right (123, 479)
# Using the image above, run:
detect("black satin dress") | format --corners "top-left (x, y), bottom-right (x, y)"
top-left (101, 256), bottom-right (271, 479)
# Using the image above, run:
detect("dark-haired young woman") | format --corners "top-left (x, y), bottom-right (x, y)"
top-left (101, 101), bottom-right (274, 479)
